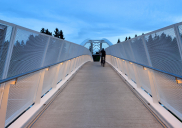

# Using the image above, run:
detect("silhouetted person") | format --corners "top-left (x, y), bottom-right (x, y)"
top-left (101, 48), bottom-right (106, 63)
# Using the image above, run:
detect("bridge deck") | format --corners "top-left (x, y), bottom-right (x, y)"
top-left (31, 62), bottom-right (163, 128)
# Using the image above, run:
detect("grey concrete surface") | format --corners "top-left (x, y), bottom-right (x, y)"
top-left (31, 62), bottom-right (163, 128)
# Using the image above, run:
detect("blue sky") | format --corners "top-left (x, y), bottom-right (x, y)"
top-left (0, 0), bottom-right (182, 44)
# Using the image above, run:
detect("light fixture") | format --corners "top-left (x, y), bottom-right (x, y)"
top-left (143, 67), bottom-right (147, 70)
top-left (45, 67), bottom-right (49, 71)
top-left (176, 77), bottom-right (182, 84)
top-left (122, 59), bottom-right (125, 61)
top-left (12, 78), bottom-right (18, 85)
top-left (129, 62), bottom-right (133, 64)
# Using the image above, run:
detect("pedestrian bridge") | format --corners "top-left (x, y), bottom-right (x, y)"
top-left (0, 20), bottom-right (182, 128)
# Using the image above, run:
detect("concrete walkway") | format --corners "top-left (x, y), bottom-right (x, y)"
top-left (31, 62), bottom-right (163, 128)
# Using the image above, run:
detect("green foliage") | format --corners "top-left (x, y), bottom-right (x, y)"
top-left (54, 28), bottom-right (59, 38)
top-left (125, 37), bottom-right (127, 41)
top-left (117, 38), bottom-right (120, 43)
top-left (59, 30), bottom-right (65, 40)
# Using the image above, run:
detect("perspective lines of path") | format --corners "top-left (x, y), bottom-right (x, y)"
top-left (31, 62), bottom-right (163, 128)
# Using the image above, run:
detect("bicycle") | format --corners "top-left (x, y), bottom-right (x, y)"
top-left (101, 56), bottom-right (105, 67)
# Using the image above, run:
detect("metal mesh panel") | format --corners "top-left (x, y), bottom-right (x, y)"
top-left (7, 28), bottom-right (48, 77)
top-left (130, 37), bottom-right (149, 66)
top-left (137, 65), bottom-right (152, 94)
top-left (153, 71), bottom-right (182, 119)
top-left (6, 71), bottom-right (40, 124)
top-left (120, 44), bottom-right (126, 59)
top-left (41, 65), bottom-right (57, 96)
top-left (43, 38), bottom-right (63, 66)
top-left (122, 41), bottom-right (133, 60)
top-left (68, 44), bottom-right (75, 59)
top-left (145, 28), bottom-right (182, 76)
top-left (58, 42), bottom-right (70, 62)
top-left (0, 24), bottom-right (12, 80)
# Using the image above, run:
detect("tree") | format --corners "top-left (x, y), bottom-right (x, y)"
top-left (128, 36), bottom-right (131, 39)
top-left (54, 28), bottom-right (59, 38)
top-left (45, 29), bottom-right (52, 36)
top-left (135, 34), bottom-right (137, 37)
top-left (125, 37), bottom-right (128, 41)
top-left (40, 28), bottom-right (45, 33)
top-left (117, 38), bottom-right (120, 44)
top-left (59, 30), bottom-right (65, 40)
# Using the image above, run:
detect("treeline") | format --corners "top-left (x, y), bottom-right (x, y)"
top-left (40, 28), bottom-right (65, 40)
top-left (117, 33), bottom-right (144, 44)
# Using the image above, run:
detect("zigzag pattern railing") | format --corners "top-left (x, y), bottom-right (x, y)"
top-left (105, 22), bottom-right (182, 123)
top-left (0, 20), bottom-right (92, 127)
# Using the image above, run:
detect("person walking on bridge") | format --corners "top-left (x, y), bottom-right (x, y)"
top-left (100, 48), bottom-right (106, 66)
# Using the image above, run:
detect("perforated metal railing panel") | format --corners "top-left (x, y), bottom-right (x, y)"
top-left (130, 37), bottom-right (149, 66)
top-left (105, 23), bottom-right (182, 121)
top-left (6, 71), bottom-right (40, 124)
top-left (145, 27), bottom-right (182, 76)
top-left (43, 38), bottom-right (63, 66)
top-left (7, 28), bottom-right (48, 78)
top-left (41, 66), bottom-right (57, 96)
top-left (137, 64), bottom-right (152, 94)
top-left (153, 70), bottom-right (182, 119)
top-left (0, 20), bottom-right (92, 127)
top-left (0, 24), bottom-right (12, 80)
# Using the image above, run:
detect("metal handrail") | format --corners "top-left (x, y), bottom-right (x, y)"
top-left (0, 54), bottom-right (89, 85)
top-left (108, 54), bottom-right (182, 79)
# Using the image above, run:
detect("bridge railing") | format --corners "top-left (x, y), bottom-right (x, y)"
top-left (106, 22), bottom-right (182, 121)
top-left (0, 20), bottom-right (92, 127)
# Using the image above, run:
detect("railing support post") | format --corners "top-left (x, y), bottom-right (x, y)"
top-left (148, 69), bottom-right (158, 103)
top-left (34, 69), bottom-right (46, 104)
top-left (174, 24), bottom-right (182, 61)
top-left (2, 26), bottom-right (17, 79)
top-left (0, 80), bottom-right (16, 128)
top-left (68, 59), bottom-right (73, 75)
top-left (63, 61), bottom-right (69, 80)
top-left (51, 63), bottom-right (62, 88)
top-left (133, 64), bottom-right (142, 88)
top-left (125, 61), bottom-right (131, 80)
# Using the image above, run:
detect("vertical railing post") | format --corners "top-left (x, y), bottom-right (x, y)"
top-left (174, 24), bottom-right (182, 60)
top-left (0, 80), bottom-right (16, 128)
top-left (118, 59), bottom-right (123, 72)
top-left (68, 59), bottom-right (73, 75)
top-left (63, 61), bottom-right (69, 80)
top-left (132, 64), bottom-right (142, 88)
top-left (72, 58), bottom-right (76, 71)
top-left (34, 69), bottom-right (47, 104)
top-left (125, 61), bottom-right (131, 80)
top-left (148, 69), bottom-right (158, 103)
top-left (142, 35), bottom-right (159, 102)
top-left (66, 60), bottom-right (71, 75)
top-left (129, 40), bottom-right (141, 87)
top-left (74, 58), bottom-right (78, 69)
top-left (51, 63), bottom-right (62, 88)
top-left (2, 25), bottom-right (17, 79)
top-left (59, 62), bottom-right (66, 81)
top-left (76, 57), bottom-right (79, 68)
